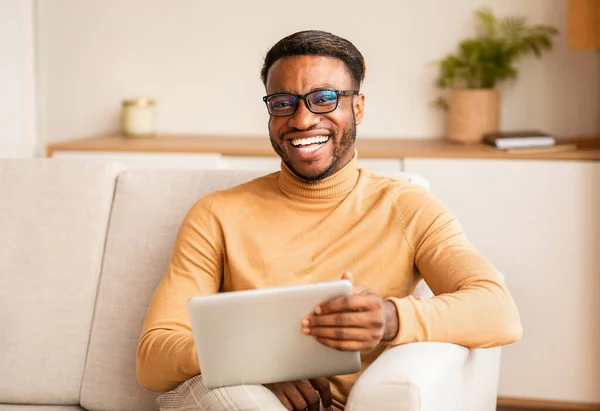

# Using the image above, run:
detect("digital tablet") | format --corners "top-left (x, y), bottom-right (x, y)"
top-left (187, 279), bottom-right (362, 389)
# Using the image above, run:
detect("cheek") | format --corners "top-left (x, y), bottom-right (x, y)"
top-left (268, 117), bottom-right (285, 138)
top-left (325, 113), bottom-right (348, 134)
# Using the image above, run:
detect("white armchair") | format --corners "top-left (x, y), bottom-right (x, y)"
top-left (346, 342), bottom-right (501, 411)
top-left (343, 172), bottom-right (502, 411)
top-left (346, 272), bottom-right (500, 410)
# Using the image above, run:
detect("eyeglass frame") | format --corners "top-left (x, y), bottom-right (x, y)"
top-left (262, 89), bottom-right (359, 117)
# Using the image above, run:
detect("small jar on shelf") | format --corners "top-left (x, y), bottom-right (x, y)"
top-left (121, 98), bottom-right (156, 137)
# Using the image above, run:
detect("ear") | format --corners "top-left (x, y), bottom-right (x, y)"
top-left (353, 93), bottom-right (365, 125)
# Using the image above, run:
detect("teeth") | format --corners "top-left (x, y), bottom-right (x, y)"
top-left (298, 145), bottom-right (321, 153)
top-left (291, 136), bottom-right (329, 147)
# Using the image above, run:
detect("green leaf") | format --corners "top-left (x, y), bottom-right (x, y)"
top-left (475, 7), bottom-right (496, 37)
top-left (434, 7), bottom-right (558, 90)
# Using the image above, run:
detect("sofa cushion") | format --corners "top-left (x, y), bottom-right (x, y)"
top-left (80, 169), bottom-right (265, 411)
top-left (0, 159), bottom-right (123, 404)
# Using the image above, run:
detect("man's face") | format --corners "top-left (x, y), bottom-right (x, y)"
top-left (265, 55), bottom-right (364, 181)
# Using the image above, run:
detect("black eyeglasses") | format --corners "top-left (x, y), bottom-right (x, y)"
top-left (262, 89), bottom-right (359, 116)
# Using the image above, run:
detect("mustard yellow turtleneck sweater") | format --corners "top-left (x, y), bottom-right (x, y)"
top-left (137, 152), bottom-right (522, 409)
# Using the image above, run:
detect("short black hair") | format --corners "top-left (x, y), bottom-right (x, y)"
top-left (260, 30), bottom-right (366, 90)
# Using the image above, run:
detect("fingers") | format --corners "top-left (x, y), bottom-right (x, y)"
top-left (315, 337), bottom-right (372, 351)
top-left (309, 377), bottom-right (333, 409)
top-left (279, 394), bottom-right (294, 411)
top-left (295, 380), bottom-right (321, 411)
top-left (282, 382), bottom-right (309, 411)
top-left (314, 294), bottom-right (381, 316)
top-left (305, 324), bottom-right (379, 343)
top-left (302, 312), bottom-right (384, 351)
top-left (303, 311), bottom-right (382, 330)
top-left (304, 294), bottom-right (386, 352)
top-left (265, 381), bottom-right (323, 411)
top-left (264, 383), bottom-right (294, 410)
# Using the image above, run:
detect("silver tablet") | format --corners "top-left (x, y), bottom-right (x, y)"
top-left (187, 280), bottom-right (362, 389)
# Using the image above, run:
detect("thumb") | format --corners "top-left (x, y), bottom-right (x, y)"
top-left (342, 271), bottom-right (367, 295)
top-left (342, 271), bottom-right (354, 283)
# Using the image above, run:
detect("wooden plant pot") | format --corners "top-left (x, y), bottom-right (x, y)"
top-left (448, 89), bottom-right (500, 144)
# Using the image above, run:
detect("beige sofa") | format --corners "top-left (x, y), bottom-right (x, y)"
top-left (0, 159), bottom-right (502, 411)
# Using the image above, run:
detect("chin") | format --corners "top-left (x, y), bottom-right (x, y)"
top-left (291, 163), bottom-right (335, 182)
top-left (296, 171), bottom-right (325, 182)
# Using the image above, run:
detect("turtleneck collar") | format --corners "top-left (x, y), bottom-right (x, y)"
top-left (277, 150), bottom-right (360, 200)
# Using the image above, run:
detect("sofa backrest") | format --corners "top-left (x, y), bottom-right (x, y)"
top-left (0, 159), bottom-right (124, 405)
top-left (80, 169), bottom-right (267, 411)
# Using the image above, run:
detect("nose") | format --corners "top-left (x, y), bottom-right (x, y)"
top-left (287, 99), bottom-right (320, 130)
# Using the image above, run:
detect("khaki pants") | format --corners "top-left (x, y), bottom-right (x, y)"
top-left (156, 374), bottom-right (329, 411)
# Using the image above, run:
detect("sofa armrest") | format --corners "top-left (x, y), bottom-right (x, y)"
top-left (345, 342), bottom-right (501, 411)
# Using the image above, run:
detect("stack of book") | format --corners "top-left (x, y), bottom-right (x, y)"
top-left (482, 130), bottom-right (577, 154)
top-left (483, 130), bottom-right (556, 150)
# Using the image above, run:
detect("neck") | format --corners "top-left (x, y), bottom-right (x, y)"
top-left (278, 150), bottom-right (360, 200)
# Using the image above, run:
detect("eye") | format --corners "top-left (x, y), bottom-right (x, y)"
top-left (269, 95), bottom-right (296, 110)
top-left (310, 91), bottom-right (337, 105)
top-left (273, 101), bottom-right (292, 108)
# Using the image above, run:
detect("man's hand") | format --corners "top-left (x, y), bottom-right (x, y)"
top-left (264, 377), bottom-right (333, 411)
top-left (302, 272), bottom-right (399, 352)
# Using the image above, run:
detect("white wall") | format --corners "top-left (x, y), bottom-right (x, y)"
top-left (0, 0), bottom-right (38, 157)
top-left (37, 0), bottom-right (599, 144)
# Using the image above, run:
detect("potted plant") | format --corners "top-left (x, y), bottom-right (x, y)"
top-left (434, 8), bottom-right (559, 144)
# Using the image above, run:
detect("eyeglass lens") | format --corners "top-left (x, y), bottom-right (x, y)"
top-left (267, 90), bottom-right (338, 115)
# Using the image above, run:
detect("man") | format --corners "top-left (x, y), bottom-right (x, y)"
top-left (137, 30), bottom-right (522, 411)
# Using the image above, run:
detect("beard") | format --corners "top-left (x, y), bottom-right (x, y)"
top-left (269, 115), bottom-right (357, 182)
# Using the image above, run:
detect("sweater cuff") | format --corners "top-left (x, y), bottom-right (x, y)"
top-left (381, 296), bottom-right (420, 346)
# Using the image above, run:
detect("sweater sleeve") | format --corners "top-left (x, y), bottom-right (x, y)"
top-left (136, 193), bottom-right (223, 392)
top-left (384, 184), bottom-right (522, 348)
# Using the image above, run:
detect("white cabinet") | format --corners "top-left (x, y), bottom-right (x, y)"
top-left (357, 158), bottom-right (403, 173)
top-left (404, 158), bottom-right (600, 404)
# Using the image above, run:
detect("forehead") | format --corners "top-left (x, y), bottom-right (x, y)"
top-left (265, 55), bottom-right (353, 94)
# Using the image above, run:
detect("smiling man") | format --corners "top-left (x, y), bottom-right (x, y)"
top-left (263, 53), bottom-right (361, 182)
top-left (137, 30), bottom-right (522, 411)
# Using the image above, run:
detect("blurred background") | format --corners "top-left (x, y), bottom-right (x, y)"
top-left (2, 0), bottom-right (599, 156)
top-left (1, 1), bottom-right (599, 410)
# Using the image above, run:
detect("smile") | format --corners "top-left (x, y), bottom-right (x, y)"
top-left (290, 136), bottom-right (330, 153)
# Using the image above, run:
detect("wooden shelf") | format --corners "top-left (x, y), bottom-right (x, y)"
top-left (497, 396), bottom-right (600, 410)
top-left (46, 133), bottom-right (600, 161)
